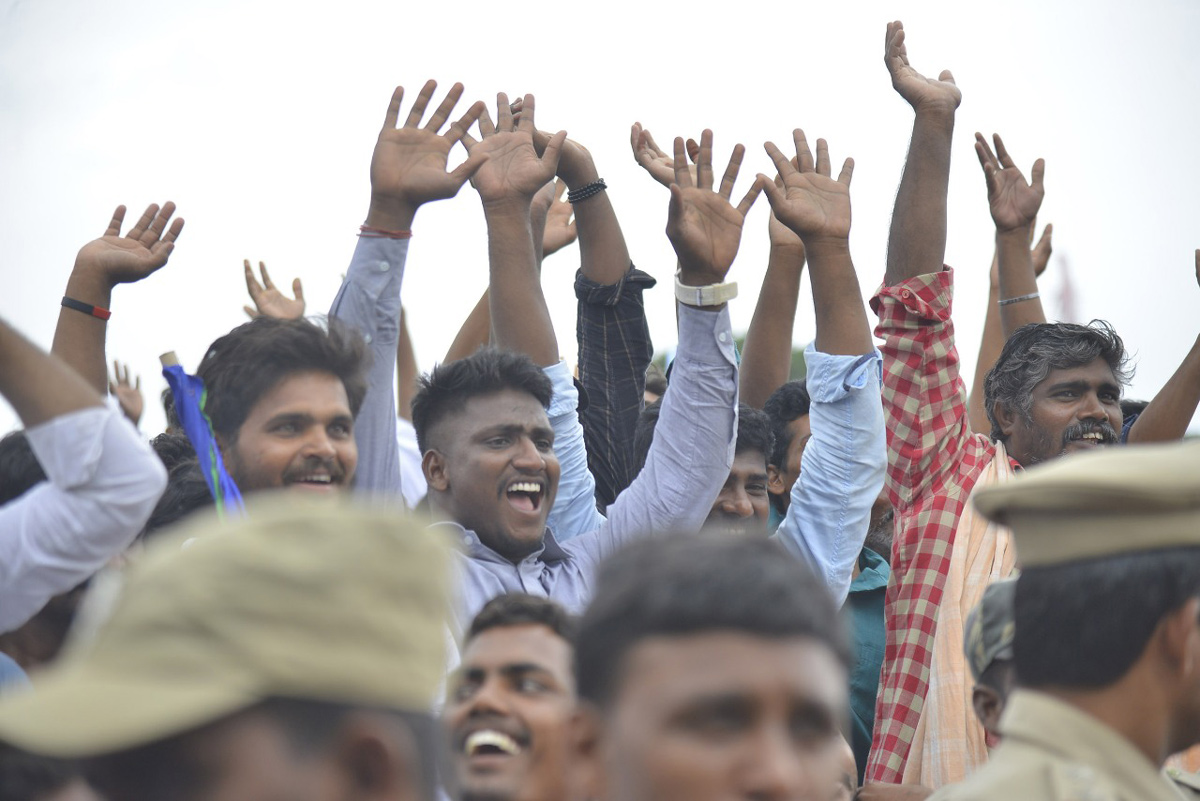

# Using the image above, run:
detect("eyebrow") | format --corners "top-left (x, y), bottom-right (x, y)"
top-left (475, 424), bottom-right (555, 441)
top-left (455, 662), bottom-right (560, 684)
top-left (1045, 379), bottom-right (1121, 395)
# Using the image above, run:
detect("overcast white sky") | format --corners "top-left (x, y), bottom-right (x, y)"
top-left (3, 0), bottom-right (1199, 436)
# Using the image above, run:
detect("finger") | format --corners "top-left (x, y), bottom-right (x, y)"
top-left (292, 278), bottom-right (305, 303)
top-left (1030, 158), bottom-right (1046, 191)
top-left (815, 138), bottom-right (831, 177)
top-left (763, 141), bottom-right (794, 178)
top-left (696, 129), bottom-right (713, 190)
top-left (109, 380), bottom-right (117, 394)
top-left (496, 93), bottom-right (514, 132)
top-left (244, 259), bottom-right (265, 298)
top-left (122, 361), bottom-right (130, 385)
top-left (104, 205), bottom-right (126, 237)
top-left (141, 201), bottom-right (177, 246)
top-left (244, 305), bottom-right (260, 320)
top-left (974, 139), bottom-right (991, 174)
top-left (381, 86), bottom-right (403, 131)
top-left (112, 359), bottom-right (121, 384)
top-left (424, 82), bottom-right (464, 132)
top-left (685, 138), bottom-right (700, 164)
top-left (516, 94), bottom-right (536, 133)
top-left (644, 128), bottom-right (668, 158)
top-left (735, 175), bottom-right (764, 218)
top-left (259, 261), bottom-right (275, 289)
top-left (838, 157), bottom-right (855, 187)
top-left (134, 375), bottom-right (141, 391)
top-left (540, 129), bottom-right (568, 172)
top-left (162, 217), bottom-right (184, 246)
top-left (794, 129), bottom-right (814, 173)
top-left (939, 69), bottom-right (956, 86)
top-left (718, 143), bottom-right (745, 201)
top-left (404, 79), bottom-right (437, 127)
top-left (1195, 249), bottom-right (1199, 289)
top-left (554, 177), bottom-right (567, 200)
top-left (478, 104), bottom-right (496, 137)
top-left (974, 132), bottom-right (998, 167)
top-left (630, 123), bottom-right (642, 159)
top-left (759, 172), bottom-right (786, 210)
top-left (993, 133), bottom-right (1015, 169)
top-left (126, 203), bottom-right (159, 241)
top-left (448, 152), bottom-right (490, 186)
top-left (447, 100), bottom-right (486, 147)
top-left (672, 137), bottom-right (693, 188)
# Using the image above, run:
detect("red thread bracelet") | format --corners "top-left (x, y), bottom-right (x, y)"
top-left (61, 296), bottom-right (112, 321)
top-left (358, 225), bottom-right (412, 240)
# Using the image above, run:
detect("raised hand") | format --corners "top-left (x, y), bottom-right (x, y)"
top-left (1031, 223), bottom-right (1053, 277)
top-left (761, 130), bottom-right (854, 244)
top-left (108, 360), bottom-right (144, 426)
top-left (975, 133), bottom-right (1045, 233)
top-left (74, 203), bottom-right (184, 287)
top-left (462, 93), bottom-right (566, 207)
top-left (884, 21), bottom-right (961, 114)
top-left (664, 129), bottom-right (763, 287)
top-left (631, 122), bottom-right (698, 189)
top-left (533, 179), bottom-right (577, 257)
top-left (367, 80), bottom-right (487, 229)
top-left (243, 260), bottom-right (305, 320)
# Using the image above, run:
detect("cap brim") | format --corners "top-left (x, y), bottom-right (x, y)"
top-left (0, 666), bottom-right (257, 758)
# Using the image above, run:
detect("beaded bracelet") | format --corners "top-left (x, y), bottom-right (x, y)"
top-left (567, 178), bottom-right (607, 204)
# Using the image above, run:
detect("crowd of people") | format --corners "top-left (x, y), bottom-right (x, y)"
top-left (1, 18), bottom-right (1200, 801)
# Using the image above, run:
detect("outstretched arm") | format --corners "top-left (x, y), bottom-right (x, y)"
top-left (0, 317), bottom-right (167, 633)
top-left (967, 226), bottom-right (1052, 434)
top-left (52, 203), bottom-right (184, 393)
top-left (882, 21), bottom-right (961, 286)
top-left (1126, 251), bottom-right (1200, 443)
top-left (329, 81), bottom-right (486, 496)
top-left (760, 131), bottom-right (885, 605)
top-left (575, 131), bottom-right (758, 562)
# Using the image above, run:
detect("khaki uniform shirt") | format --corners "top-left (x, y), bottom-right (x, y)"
top-left (929, 690), bottom-right (1187, 801)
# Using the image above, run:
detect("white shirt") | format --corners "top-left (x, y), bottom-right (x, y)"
top-left (0, 404), bottom-right (167, 633)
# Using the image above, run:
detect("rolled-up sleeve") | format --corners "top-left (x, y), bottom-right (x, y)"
top-left (0, 406), bottom-right (167, 633)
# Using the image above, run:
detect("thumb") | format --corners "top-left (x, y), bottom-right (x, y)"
top-left (759, 173), bottom-right (785, 210)
top-left (450, 152), bottom-right (490, 186)
top-left (292, 278), bottom-right (305, 302)
top-left (540, 130), bottom-right (569, 172)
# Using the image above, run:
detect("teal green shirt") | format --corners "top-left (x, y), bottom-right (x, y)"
top-left (845, 546), bottom-right (888, 784)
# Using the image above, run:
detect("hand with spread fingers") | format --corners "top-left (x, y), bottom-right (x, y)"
top-left (663, 129), bottom-right (763, 288)
top-left (108, 360), bottom-right (144, 426)
top-left (367, 80), bottom-right (488, 230)
top-left (74, 203), bottom-right (185, 287)
top-left (243, 260), bottom-right (305, 320)
top-left (461, 93), bottom-right (566, 208)
top-left (534, 179), bottom-right (577, 257)
top-left (761, 130), bottom-right (854, 245)
top-left (884, 20), bottom-right (961, 114)
top-left (631, 122), bottom-right (698, 189)
top-left (975, 132), bottom-right (1045, 234)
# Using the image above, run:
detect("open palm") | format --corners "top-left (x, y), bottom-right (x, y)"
top-left (762, 132), bottom-right (854, 242)
top-left (976, 132), bottom-right (1044, 233)
top-left (74, 203), bottom-right (183, 285)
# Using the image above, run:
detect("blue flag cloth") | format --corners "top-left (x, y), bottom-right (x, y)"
top-left (162, 364), bottom-right (245, 517)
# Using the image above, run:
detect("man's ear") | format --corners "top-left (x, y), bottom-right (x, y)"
top-left (329, 712), bottom-right (424, 801)
top-left (570, 703), bottom-right (606, 801)
top-left (991, 400), bottom-right (1020, 439)
top-left (767, 464), bottom-right (786, 496)
top-left (972, 685), bottom-right (1004, 737)
top-left (422, 450), bottom-right (449, 492)
top-left (1159, 597), bottom-right (1200, 678)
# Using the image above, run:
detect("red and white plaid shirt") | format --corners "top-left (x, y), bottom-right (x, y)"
top-left (866, 269), bottom-right (1010, 783)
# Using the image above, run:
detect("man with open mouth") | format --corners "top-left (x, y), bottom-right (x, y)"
top-left (444, 593), bottom-right (576, 801)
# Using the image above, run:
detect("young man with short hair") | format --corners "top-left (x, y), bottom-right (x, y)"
top-left (444, 593), bottom-right (577, 801)
top-left (573, 534), bottom-right (854, 801)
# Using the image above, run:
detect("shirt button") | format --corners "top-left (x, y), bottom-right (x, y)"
top-left (718, 332), bottom-right (728, 343)
top-left (377, 260), bottom-right (390, 272)
top-left (363, 334), bottom-right (372, 344)
top-left (901, 289), bottom-right (911, 299)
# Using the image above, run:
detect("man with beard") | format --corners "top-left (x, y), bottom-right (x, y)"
top-left (866, 21), bottom-right (1128, 788)
top-left (444, 594), bottom-right (576, 801)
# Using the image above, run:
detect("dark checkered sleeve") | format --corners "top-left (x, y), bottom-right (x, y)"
top-left (574, 265), bottom-right (657, 511)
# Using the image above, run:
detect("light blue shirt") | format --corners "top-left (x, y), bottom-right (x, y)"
top-left (772, 345), bottom-right (887, 607)
top-left (331, 237), bottom-right (740, 632)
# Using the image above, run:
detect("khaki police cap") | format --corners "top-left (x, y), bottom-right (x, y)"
top-left (964, 579), bottom-right (1016, 682)
top-left (0, 496), bottom-right (454, 758)
top-left (974, 440), bottom-right (1200, 568)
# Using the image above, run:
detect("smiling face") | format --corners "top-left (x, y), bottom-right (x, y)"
top-left (705, 450), bottom-right (772, 537)
top-left (444, 624), bottom-right (576, 801)
top-left (995, 358), bottom-right (1123, 466)
top-left (587, 632), bottom-right (848, 801)
top-left (220, 370), bottom-right (357, 494)
top-left (767, 415), bottom-right (811, 514)
top-left (424, 390), bottom-right (560, 562)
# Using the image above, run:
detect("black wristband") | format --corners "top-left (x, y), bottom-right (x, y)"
top-left (62, 296), bottom-right (112, 321)
top-left (567, 178), bottom-right (607, 204)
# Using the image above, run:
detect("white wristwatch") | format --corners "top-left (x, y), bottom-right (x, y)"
top-left (674, 274), bottom-right (738, 307)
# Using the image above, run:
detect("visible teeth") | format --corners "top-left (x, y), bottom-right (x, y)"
top-left (465, 730), bottom-right (521, 756)
top-left (508, 482), bottom-right (541, 494)
top-left (300, 475), bottom-right (332, 483)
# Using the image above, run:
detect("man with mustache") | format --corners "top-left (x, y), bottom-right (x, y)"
top-left (865, 20), bottom-right (1129, 791)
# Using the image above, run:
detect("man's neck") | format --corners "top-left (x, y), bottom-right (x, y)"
top-left (1041, 677), bottom-right (1173, 766)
